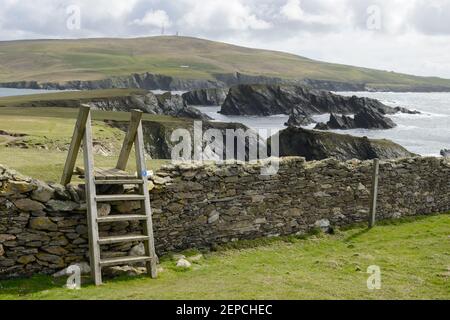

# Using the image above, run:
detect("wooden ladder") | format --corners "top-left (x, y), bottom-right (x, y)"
top-left (61, 105), bottom-right (158, 285)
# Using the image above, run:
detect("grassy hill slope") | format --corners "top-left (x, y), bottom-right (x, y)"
top-left (1, 36), bottom-right (450, 89)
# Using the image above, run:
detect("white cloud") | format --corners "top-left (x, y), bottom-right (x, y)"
top-left (279, 0), bottom-right (351, 29)
top-left (281, 0), bottom-right (309, 21)
top-left (131, 10), bottom-right (171, 28)
top-left (180, 0), bottom-right (272, 32)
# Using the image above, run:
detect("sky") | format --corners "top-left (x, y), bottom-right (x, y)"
top-left (1, 0), bottom-right (450, 78)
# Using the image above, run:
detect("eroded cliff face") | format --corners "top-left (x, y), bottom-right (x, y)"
top-left (273, 127), bottom-right (416, 161)
top-left (0, 73), bottom-right (223, 91)
top-left (2, 72), bottom-right (450, 92)
top-left (0, 72), bottom-right (373, 93)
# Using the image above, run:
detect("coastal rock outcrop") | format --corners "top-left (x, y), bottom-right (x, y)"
top-left (110, 119), bottom-right (256, 160)
top-left (273, 127), bottom-right (415, 161)
top-left (220, 84), bottom-right (410, 117)
top-left (321, 113), bottom-right (356, 130)
top-left (182, 88), bottom-right (228, 106)
top-left (441, 149), bottom-right (450, 158)
top-left (285, 108), bottom-right (315, 127)
top-left (314, 108), bottom-right (397, 130)
top-left (354, 107), bottom-right (397, 129)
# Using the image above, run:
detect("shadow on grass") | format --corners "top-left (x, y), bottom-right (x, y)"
top-left (344, 228), bottom-right (372, 242)
top-left (0, 273), bottom-right (156, 298)
top-left (0, 275), bottom-right (66, 297)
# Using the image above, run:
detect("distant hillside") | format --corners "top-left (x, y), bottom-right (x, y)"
top-left (1, 36), bottom-right (450, 91)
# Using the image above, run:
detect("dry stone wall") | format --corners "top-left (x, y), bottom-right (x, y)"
top-left (1, 157), bottom-right (449, 278)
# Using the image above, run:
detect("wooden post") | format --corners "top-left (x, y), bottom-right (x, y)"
top-left (369, 158), bottom-right (380, 228)
top-left (83, 111), bottom-right (102, 285)
top-left (61, 105), bottom-right (91, 185)
top-left (116, 110), bottom-right (143, 171)
top-left (135, 117), bottom-right (158, 279)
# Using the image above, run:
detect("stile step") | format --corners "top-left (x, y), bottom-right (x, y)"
top-left (95, 179), bottom-right (144, 185)
top-left (96, 194), bottom-right (146, 202)
top-left (97, 214), bottom-right (148, 223)
top-left (98, 235), bottom-right (149, 245)
top-left (100, 256), bottom-right (153, 267)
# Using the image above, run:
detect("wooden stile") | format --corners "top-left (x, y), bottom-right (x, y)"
top-left (61, 107), bottom-right (158, 285)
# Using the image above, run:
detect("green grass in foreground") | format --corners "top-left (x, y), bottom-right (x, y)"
top-left (0, 214), bottom-right (449, 300)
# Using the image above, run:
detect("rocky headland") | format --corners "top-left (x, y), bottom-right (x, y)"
top-left (273, 127), bottom-right (416, 161)
top-left (220, 84), bottom-right (415, 116)
top-left (220, 84), bottom-right (420, 130)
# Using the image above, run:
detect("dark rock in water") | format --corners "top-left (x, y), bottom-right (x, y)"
top-left (354, 107), bottom-right (396, 129)
top-left (314, 122), bottom-right (330, 130)
top-left (220, 84), bottom-right (412, 117)
top-left (327, 113), bottom-right (356, 129)
top-left (394, 107), bottom-right (421, 114)
top-left (441, 149), bottom-right (450, 157)
top-left (272, 127), bottom-right (415, 161)
top-left (315, 108), bottom-right (396, 130)
top-left (285, 108), bottom-right (315, 127)
top-left (182, 88), bottom-right (228, 106)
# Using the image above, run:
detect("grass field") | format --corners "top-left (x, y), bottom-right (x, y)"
top-left (0, 88), bottom-right (148, 107)
top-left (1, 36), bottom-right (450, 89)
top-left (0, 214), bottom-right (448, 300)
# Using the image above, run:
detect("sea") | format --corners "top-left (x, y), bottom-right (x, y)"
top-left (195, 92), bottom-right (450, 157)
top-left (1, 88), bottom-right (449, 156)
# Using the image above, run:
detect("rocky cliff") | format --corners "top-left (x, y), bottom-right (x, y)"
top-left (220, 84), bottom-right (408, 117)
top-left (273, 127), bottom-right (415, 161)
top-left (0, 73), bottom-right (223, 92)
top-left (110, 120), bottom-right (254, 160)
top-left (6, 91), bottom-right (209, 120)
top-left (182, 88), bottom-right (228, 106)
top-left (2, 71), bottom-right (449, 93)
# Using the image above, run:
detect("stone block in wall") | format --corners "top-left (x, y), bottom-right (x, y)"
top-left (31, 181), bottom-right (54, 203)
top-left (29, 217), bottom-right (58, 231)
top-left (46, 200), bottom-right (79, 212)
